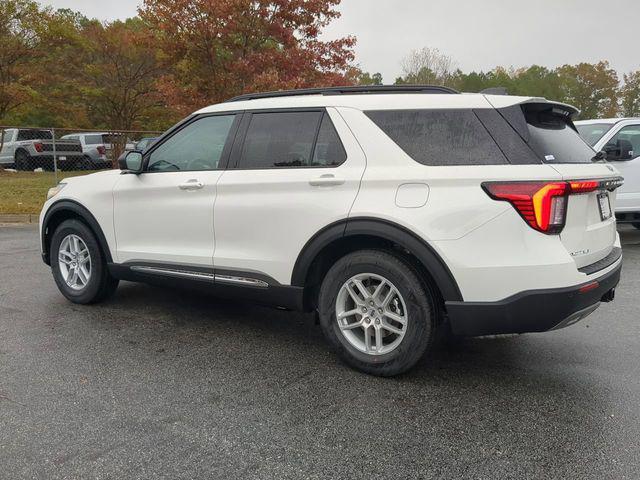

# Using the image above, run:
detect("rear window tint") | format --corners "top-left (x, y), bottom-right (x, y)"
top-left (238, 111), bottom-right (323, 169)
top-left (523, 106), bottom-right (595, 164)
top-left (474, 109), bottom-right (540, 165)
top-left (84, 134), bottom-right (104, 145)
top-left (17, 129), bottom-right (52, 140)
top-left (365, 109), bottom-right (507, 166)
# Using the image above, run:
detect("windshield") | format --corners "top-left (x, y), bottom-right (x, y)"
top-left (576, 123), bottom-right (614, 146)
top-left (524, 107), bottom-right (595, 164)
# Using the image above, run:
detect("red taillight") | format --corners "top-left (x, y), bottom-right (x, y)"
top-left (483, 181), bottom-right (569, 234)
top-left (569, 180), bottom-right (599, 194)
top-left (97, 145), bottom-right (106, 155)
top-left (34, 142), bottom-right (43, 152)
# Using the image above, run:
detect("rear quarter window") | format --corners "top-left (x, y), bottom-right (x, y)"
top-left (365, 109), bottom-right (508, 166)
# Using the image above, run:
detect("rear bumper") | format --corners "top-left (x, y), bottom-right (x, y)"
top-left (446, 261), bottom-right (622, 336)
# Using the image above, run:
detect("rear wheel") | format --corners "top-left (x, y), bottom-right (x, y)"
top-left (318, 249), bottom-right (436, 376)
top-left (50, 219), bottom-right (119, 304)
top-left (14, 150), bottom-right (30, 171)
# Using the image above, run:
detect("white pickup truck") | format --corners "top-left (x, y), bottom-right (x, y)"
top-left (576, 118), bottom-right (640, 228)
top-left (0, 128), bottom-right (85, 171)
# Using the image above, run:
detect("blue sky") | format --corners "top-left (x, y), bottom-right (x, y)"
top-left (41, 0), bottom-right (640, 83)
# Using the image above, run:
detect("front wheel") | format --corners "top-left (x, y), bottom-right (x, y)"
top-left (318, 250), bottom-right (437, 376)
top-left (50, 219), bottom-right (119, 304)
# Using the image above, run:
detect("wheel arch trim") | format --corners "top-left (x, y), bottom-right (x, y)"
top-left (41, 199), bottom-right (113, 265)
top-left (291, 217), bottom-right (463, 302)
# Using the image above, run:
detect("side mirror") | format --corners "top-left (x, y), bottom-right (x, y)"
top-left (119, 150), bottom-right (144, 173)
top-left (604, 139), bottom-right (634, 161)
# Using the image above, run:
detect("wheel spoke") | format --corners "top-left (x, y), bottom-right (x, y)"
top-left (58, 253), bottom-right (72, 265)
top-left (375, 327), bottom-right (383, 351)
top-left (340, 319), bottom-right (363, 330)
top-left (353, 279), bottom-right (370, 299)
top-left (371, 280), bottom-right (387, 301)
top-left (381, 320), bottom-right (403, 335)
top-left (384, 309), bottom-right (406, 325)
top-left (68, 267), bottom-right (78, 286)
top-left (345, 283), bottom-right (364, 304)
top-left (338, 308), bottom-right (360, 320)
top-left (381, 287), bottom-right (396, 307)
top-left (364, 326), bottom-right (372, 352)
top-left (71, 236), bottom-right (80, 254)
top-left (77, 266), bottom-right (88, 284)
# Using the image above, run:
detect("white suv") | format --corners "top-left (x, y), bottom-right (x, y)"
top-left (39, 86), bottom-right (623, 376)
top-left (576, 118), bottom-right (640, 227)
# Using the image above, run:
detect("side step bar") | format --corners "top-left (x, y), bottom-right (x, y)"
top-left (129, 266), bottom-right (269, 288)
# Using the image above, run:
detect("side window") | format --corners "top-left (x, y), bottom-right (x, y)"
top-left (237, 111), bottom-right (323, 169)
top-left (608, 125), bottom-right (640, 159)
top-left (365, 109), bottom-right (508, 166)
top-left (311, 114), bottom-right (347, 166)
top-left (147, 115), bottom-right (236, 172)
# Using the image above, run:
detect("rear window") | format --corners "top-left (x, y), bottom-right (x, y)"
top-left (17, 130), bottom-right (52, 141)
top-left (524, 106), bottom-right (595, 164)
top-left (237, 111), bottom-right (349, 169)
top-left (365, 109), bottom-right (507, 166)
top-left (576, 123), bottom-right (614, 146)
top-left (84, 134), bottom-right (104, 145)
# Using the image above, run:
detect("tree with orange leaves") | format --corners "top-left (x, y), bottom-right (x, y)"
top-left (138, 0), bottom-right (357, 115)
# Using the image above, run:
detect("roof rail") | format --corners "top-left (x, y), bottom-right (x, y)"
top-left (226, 85), bottom-right (459, 102)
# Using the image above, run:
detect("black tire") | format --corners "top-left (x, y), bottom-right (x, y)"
top-left (318, 249), bottom-right (437, 376)
top-left (14, 150), bottom-right (30, 171)
top-left (50, 219), bottom-right (119, 304)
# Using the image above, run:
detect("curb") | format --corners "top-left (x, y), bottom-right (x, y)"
top-left (0, 213), bottom-right (39, 224)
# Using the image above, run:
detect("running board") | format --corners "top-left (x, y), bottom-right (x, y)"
top-left (129, 266), bottom-right (269, 288)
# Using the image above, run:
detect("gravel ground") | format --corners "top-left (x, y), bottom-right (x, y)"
top-left (1, 224), bottom-right (639, 479)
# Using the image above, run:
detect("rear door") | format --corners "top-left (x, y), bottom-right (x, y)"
top-left (213, 108), bottom-right (366, 284)
top-left (521, 104), bottom-right (621, 268)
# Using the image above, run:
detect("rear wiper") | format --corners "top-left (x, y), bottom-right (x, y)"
top-left (591, 150), bottom-right (607, 162)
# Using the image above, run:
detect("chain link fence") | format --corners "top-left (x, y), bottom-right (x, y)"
top-left (0, 126), bottom-right (163, 185)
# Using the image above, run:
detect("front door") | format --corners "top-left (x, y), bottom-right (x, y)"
top-left (213, 108), bottom-right (366, 285)
top-left (113, 114), bottom-right (239, 267)
top-left (602, 124), bottom-right (640, 213)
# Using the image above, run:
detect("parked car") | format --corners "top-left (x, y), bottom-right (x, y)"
top-left (60, 133), bottom-right (111, 169)
top-left (134, 137), bottom-right (158, 151)
top-left (0, 128), bottom-right (84, 171)
top-left (576, 118), bottom-right (640, 227)
top-left (116, 137), bottom-right (158, 165)
top-left (39, 85), bottom-right (623, 376)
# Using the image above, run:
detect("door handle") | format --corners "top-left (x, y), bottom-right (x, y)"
top-left (309, 174), bottom-right (345, 187)
top-left (178, 179), bottom-right (204, 190)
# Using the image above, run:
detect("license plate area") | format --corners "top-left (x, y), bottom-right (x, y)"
top-left (598, 192), bottom-right (611, 221)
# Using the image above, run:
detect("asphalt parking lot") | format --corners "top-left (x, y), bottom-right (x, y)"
top-left (1, 225), bottom-right (639, 479)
